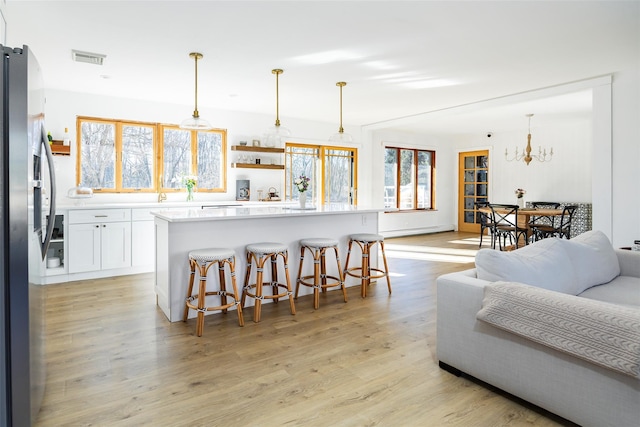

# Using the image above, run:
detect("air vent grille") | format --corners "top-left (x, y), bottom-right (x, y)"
top-left (71, 50), bottom-right (106, 65)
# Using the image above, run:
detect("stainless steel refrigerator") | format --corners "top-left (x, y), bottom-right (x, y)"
top-left (1, 45), bottom-right (56, 426)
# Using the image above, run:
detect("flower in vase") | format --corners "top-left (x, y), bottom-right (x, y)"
top-left (294, 175), bottom-right (310, 193)
top-left (514, 188), bottom-right (526, 199)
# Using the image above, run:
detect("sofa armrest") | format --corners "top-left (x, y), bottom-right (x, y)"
top-left (616, 249), bottom-right (640, 278)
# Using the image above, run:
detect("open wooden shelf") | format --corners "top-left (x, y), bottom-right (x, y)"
top-left (50, 141), bottom-right (70, 155)
top-left (231, 145), bottom-right (284, 153)
top-left (231, 163), bottom-right (284, 170)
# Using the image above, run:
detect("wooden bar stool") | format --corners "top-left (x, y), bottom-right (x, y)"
top-left (295, 238), bottom-right (347, 309)
top-left (343, 233), bottom-right (392, 298)
top-left (183, 248), bottom-right (244, 337)
top-left (241, 242), bottom-right (296, 323)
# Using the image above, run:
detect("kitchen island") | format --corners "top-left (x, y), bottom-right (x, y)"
top-left (152, 204), bottom-right (383, 322)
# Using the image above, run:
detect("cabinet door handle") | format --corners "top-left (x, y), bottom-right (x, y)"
top-left (95, 225), bottom-right (99, 228)
top-left (102, 224), bottom-right (106, 228)
top-left (94, 215), bottom-right (108, 218)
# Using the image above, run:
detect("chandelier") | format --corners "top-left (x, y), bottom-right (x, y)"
top-left (180, 52), bottom-right (212, 130)
top-left (505, 114), bottom-right (553, 165)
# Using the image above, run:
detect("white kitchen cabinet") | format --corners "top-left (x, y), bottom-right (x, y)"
top-left (131, 208), bottom-right (155, 268)
top-left (68, 209), bottom-right (132, 273)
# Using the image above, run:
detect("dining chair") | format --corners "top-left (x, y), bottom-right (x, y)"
top-left (530, 205), bottom-right (577, 240)
top-left (474, 201), bottom-right (496, 248)
top-left (529, 201), bottom-right (561, 241)
top-left (488, 203), bottom-right (529, 250)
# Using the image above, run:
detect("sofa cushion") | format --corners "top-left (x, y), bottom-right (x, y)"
top-left (559, 230), bottom-right (620, 293)
top-left (475, 237), bottom-right (579, 294)
top-left (578, 275), bottom-right (640, 308)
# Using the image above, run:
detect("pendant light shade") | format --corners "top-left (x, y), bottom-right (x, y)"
top-left (180, 52), bottom-right (212, 130)
top-left (329, 81), bottom-right (353, 143)
top-left (264, 69), bottom-right (290, 146)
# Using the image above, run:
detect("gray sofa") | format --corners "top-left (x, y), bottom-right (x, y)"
top-left (436, 230), bottom-right (640, 427)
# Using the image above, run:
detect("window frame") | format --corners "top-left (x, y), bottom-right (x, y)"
top-left (76, 116), bottom-right (227, 194)
top-left (284, 142), bottom-right (358, 205)
top-left (384, 146), bottom-right (436, 211)
top-left (158, 124), bottom-right (227, 193)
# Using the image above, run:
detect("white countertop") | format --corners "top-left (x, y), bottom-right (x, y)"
top-left (151, 204), bottom-right (382, 222)
top-left (56, 200), bottom-right (277, 210)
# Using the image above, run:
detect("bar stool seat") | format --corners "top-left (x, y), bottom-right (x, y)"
top-left (241, 242), bottom-right (296, 323)
top-left (343, 233), bottom-right (392, 298)
top-left (295, 238), bottom-right (347, 309)
top-left (183, 248), bottom-right (244, 337)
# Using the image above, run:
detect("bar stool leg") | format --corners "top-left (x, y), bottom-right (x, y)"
top-left (254, 255), bottom-right (265, 323)
top-left (183, 258), bottom-right (197, 322)
top-left (226, 257), bottom-right (244, 327)
top-left (332, 246), bottom-right (348, 303)
top-left (271, 254), bottom-right (279, 304)
top-left (281, 251), bottom-right (296, 315)
top-left (218, 261), bottom-right (228, 313)
top-left (313, 248), bottom-right (321, 309)
top-left (241, 251), bottom-right (252, 309)
top-left (361, 242), bottom-right (370, 298)
top-left (196, 261), bottom-right (208, 337)
top-left (320, 248), bottom-right (327, 294)
top-left (294, 246), bottom-right (306, 300)
top-left (343, 239), bottom-right (354, 277)
top-left (380, 241), bottom-right (392, 295)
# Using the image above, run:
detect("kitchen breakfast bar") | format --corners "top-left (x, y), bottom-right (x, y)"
top-left (152, 205), bottom-right (383, 322)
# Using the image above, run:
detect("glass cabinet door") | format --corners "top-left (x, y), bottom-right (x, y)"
top-left (459, 151), bottom-right (489, 233)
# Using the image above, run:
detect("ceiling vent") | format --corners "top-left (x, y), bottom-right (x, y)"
top-left (71, 49), bottom-right (106, 65)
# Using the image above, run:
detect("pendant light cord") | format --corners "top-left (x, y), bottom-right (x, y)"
top-left (273, 69), bottom-right (283, 127)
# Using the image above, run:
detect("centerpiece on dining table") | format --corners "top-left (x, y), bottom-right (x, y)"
top-left (294, 174), bottom-right (310, 209)
top-left (515, 188), bottom-right (526, 208)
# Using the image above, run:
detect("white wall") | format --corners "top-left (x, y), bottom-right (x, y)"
top-left (44, 89), bottom-right (365, 206)
top-left (371, 67), bottom-right (639, 247)
top-left (609, 67), bottom-right (640, 247)
top-left (453, 120), bottom-right (592, 204)
top-left (370, 129), bottom-right (457, 237)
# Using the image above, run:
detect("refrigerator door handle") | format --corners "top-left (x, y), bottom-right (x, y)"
top-left (40, 127), bottom-right (57, 260)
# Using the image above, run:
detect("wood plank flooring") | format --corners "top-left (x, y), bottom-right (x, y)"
top-left (33, 232), bottom-right (574, 426)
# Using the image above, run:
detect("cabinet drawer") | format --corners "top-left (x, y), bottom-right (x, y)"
top-left (131, 208), bottom-right (156, 221)
top-left (68, 208), bottom-right (131, 224)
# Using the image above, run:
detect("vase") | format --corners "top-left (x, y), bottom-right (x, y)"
top-left (299, 191), bottom-right (307, 209)
top-left (186, 186), bottom-right (194, 202)
top-left (517, 197), bottom-right (524, 208)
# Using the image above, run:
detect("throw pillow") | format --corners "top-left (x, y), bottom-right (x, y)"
top-left (558, 230), bottom-right (621, 293)
top-left (475, 237), bottom-right (579, 294)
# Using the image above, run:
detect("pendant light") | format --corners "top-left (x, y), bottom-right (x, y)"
top-left (264, 69), bottom-right (291, 147)
top-left (180, 52), bottom-right (212, 130)
top-left (329, 81), bottom-right (353, 143)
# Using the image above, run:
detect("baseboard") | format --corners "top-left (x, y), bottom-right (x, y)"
top-left (381, 226), bottom-right (455, 238)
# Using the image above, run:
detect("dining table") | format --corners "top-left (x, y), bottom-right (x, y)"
top-left (478, 206), bottom-right (564, 248)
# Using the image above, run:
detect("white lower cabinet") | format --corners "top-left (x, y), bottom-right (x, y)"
top-left (131, 208), bottom-right (156, 268)
top-left (68, 209), bottom-right (132, 274)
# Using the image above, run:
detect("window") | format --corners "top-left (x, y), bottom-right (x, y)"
top-left (160, 125), bottom-right (226, 192)
top-left (384, 147), bottom-right (435, 210)
top-left (77, 117), bottom-right (226, 193)
top-left (285, 143), bottom-right (357, 205)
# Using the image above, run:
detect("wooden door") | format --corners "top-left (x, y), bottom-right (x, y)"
top-left (458, 150), bottom-right (489, 233)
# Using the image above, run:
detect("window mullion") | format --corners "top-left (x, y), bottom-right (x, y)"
top-left (115, 121), bottom-right (123, 191)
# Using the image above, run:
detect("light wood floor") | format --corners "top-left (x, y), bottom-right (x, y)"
top-left (34, 232), bottom-right (574, 426)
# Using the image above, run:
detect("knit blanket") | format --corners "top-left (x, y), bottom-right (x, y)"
top-left (476, 281), bottom-right (640, 379)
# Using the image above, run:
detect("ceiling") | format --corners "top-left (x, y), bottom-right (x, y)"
top-left (5, 1), bottom-right (639, 135)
